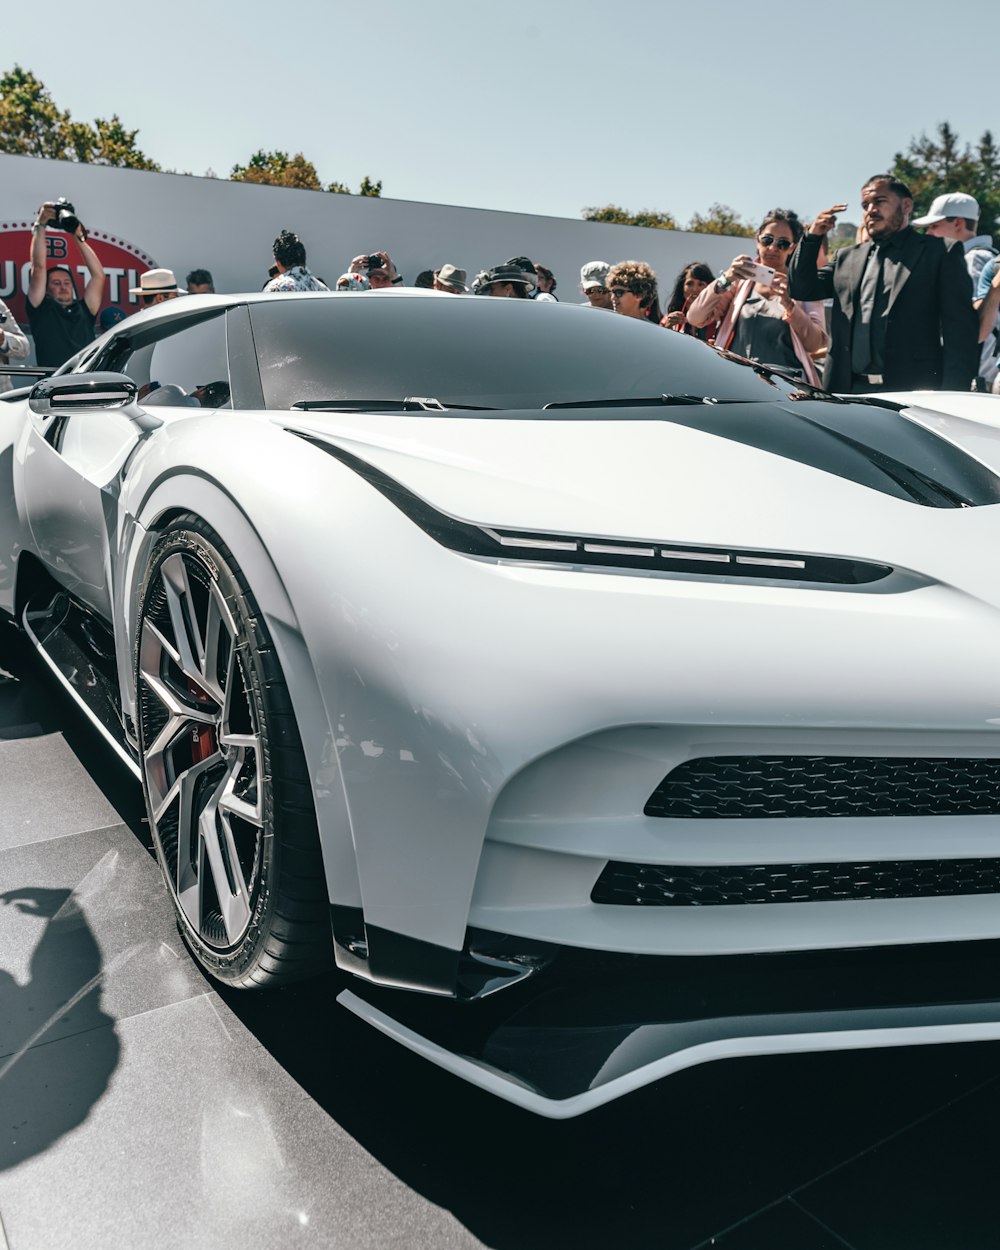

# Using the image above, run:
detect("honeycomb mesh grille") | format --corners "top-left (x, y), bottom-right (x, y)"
top-left (591, 859), bottom-right (1000, 906)
top-left (645, 755), bottom-right (1000, 820)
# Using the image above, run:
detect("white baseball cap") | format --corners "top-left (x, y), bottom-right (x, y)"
top-left (912, 192), bottom-right (980, 227)
top-left (580, 260), bottom-right (611, 290)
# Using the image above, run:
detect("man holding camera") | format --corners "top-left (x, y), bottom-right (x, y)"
top-left (27, 201), bottom-right (106, 368)
top-left (348, 251), bottom-right (400, 289)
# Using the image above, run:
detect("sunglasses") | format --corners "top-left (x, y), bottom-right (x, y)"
top-left (610, 287), bottom-right (632, 299)
top-left (758, 234), bottom-right (794, 251)
top-left (586, 286), bottom-right (608, 295)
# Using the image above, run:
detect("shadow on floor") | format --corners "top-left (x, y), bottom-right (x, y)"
top-left (0, 886), bottom-right (120, 1173)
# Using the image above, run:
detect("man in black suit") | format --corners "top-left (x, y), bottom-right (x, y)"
top-left (787, 174), bottom-right (978, 394)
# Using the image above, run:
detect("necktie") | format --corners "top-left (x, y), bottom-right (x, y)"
top-left (851, 245), bottom-right (884, 375)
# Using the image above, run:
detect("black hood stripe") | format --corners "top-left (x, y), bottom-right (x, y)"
top-left (657, 399), bottom-right (1000, 509)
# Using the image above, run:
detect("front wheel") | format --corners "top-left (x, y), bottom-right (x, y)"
top-left (136, 516), bottom-right (330, 987)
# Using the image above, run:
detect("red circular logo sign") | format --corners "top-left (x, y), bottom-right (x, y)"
top-left (0, 221), bottom-right (158, 327)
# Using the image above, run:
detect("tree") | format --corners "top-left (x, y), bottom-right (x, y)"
top-left (1, 65), bottom-right (158, 169)
top-left (231, 150), bottom-right (323, 190)
top-left (582, 202), bottom-right (757, 236)
top-left (582, 204), bottom-right (680, 230)
top-left (72, 115), bottom-right (160, 170)
top-left (0, 65), bottom-right (74, 159)
top-left (687, 203), bottom-right (755, 237)
top-left (829, 220), bottom-right (859, 254)
top-left (328, 176), bottom-right (382, 196)
top-left (891, 122), bottom-right (1000, 243)
top-left (232, 152), bottom-right (384, 197)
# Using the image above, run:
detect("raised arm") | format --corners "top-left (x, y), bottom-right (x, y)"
top-left (75, 226), bottom-right (106, 317)
top-left (787, 204), bottom-right (845, 302)
top-left (685, 254), bottom-right (754, 327)
top-left (787, 233), bottom-right (835, 302)
top-left (27, 202), bottom-right (56, 309)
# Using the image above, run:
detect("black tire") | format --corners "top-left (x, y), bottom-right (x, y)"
top-left (135, 514), bottom-right (330, 987)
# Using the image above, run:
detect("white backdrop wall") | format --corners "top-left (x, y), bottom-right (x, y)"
top-left (0, 152), bottom-right (746, 308)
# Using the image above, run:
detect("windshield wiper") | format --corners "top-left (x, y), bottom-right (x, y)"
top-left (543, 394), bottom-right (737, 410)
top-left (291, 397), bottom-right (496, 413)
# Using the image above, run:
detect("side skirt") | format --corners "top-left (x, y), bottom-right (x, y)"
top-left (21, 591), bottom-right (141, 779)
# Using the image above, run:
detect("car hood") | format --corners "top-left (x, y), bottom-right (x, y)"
top-left (285, 403), bottom-right (1000, 597)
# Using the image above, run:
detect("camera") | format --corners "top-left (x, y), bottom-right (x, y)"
top-left (50, 198), bottom-right (82, 234)
top-left (366, 254), bottom-right (384, 271)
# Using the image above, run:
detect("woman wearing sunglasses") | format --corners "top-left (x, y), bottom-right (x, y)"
top-left (686, 208), bottom-right (827, 384)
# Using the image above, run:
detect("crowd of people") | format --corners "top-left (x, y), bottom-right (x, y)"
top-left (2, 174), bottom-right (999, 396)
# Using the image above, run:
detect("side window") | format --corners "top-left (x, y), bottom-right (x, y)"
top-left (124, 315), bottom-right (232, 410)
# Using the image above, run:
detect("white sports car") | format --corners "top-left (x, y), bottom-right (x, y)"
top-left (4, 290), bottom-right (1000, 1117)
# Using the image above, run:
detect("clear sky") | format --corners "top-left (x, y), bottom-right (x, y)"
top-left (5, 0), bottom-right (996, 229)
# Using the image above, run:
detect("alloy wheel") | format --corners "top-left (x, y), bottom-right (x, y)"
top-left (138, 550), bottom-right (264, 950)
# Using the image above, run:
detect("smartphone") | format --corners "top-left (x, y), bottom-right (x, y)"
top-left (751, 262), bottom-right (775, 285)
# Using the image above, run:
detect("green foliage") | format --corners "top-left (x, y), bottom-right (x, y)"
top-left (328, 177), bottom-right (382, 196)
top-left (583, 204), bottom-right (680, 230)
top-left (79, 116), bottom-right (160, 170)
top-left (0, 65), bottom-right (71, 158)
top-left (891, 122), bottom-right (1000, 243)
top-left (687, 202), bottom-right (755, 237)
top-left (231, 152), bottom-right (383, 197)
top-left (231, 150), bottom-right (323, 190)
top-left (829, 220), bottom-right (859, 254)
top-left (583, 201), bottom-right (754, 236)
top-left (0, 65), bottom-right (158, 169)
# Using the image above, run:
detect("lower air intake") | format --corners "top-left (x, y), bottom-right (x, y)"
top-left (645, 755), bottom-right (1000, 820)
top-left (591, 858), bottom-right (1000, 906)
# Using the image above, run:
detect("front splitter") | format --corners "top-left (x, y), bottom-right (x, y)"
top-left (337, 939), bottom-right (1000, 1117)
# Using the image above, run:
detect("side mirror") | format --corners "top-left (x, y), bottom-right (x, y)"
top-left (29, 372), bottom-right (138, 416)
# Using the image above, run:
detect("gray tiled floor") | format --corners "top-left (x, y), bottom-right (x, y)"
top-left (0, 735), bottom-right (121, 850)
top-left (0, 725), bottom-right (480, 1249)
top-left (0, 995), bottom-right (477, 1249)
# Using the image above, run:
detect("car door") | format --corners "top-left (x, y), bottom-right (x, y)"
top-left (19, 309), bottom-right (233, 620)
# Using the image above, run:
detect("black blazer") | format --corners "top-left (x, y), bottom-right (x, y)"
top-left (787, 229), bottom-right (978, 392)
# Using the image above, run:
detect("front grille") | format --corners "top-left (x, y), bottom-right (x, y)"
top-left (645, 756), bottom-right (1000, 820)
top-left (591, 858), bottom-right (1000, 906)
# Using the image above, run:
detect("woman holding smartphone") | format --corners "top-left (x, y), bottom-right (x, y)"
top-left (686, 208), bottom-right (827, 384)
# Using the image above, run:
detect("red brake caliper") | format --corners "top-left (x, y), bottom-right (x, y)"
top-left (188, 679), bottom-right (217, 762)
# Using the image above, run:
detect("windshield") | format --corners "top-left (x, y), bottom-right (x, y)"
top-left (248, 295), bottom-right (810, 413)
